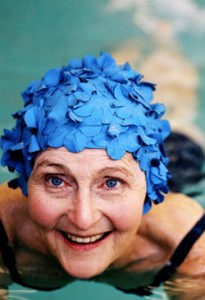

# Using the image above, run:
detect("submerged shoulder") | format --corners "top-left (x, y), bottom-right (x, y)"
top-left (0, 182), bottom-right (28, 241)
top-left (150, 193), bottom-right (205, 275)
top-left (140, 193), bottom-right (204, 250)
top-left (0, 182), bottom-right (27, 222)
top-left (149, 193), bottom-right (204, 245)
top-left (0, 182), bottom-right (27, 207)
top-left (151, 193), bottom-right (204, 224)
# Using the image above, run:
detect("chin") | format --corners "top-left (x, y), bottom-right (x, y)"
top-left (61, 260), bottom-right (110, 279)
top-left (53, 230), bottom-right (115, 279)
top-left (66, 268), bottom-right (103, 280)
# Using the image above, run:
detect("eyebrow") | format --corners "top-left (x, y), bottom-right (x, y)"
top-left (98, 167), bottom-right (133, 178)
top-left (33, 161), bottom-right (66, 172)
top-left (33, 161), bottom-right (133, 178)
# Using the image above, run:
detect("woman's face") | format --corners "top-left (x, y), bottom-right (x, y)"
top-left (28, 147), bottom-right (146, 279)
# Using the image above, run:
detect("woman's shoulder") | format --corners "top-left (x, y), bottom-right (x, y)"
top-left (147, 193), bottom-right (205, 275)
top-left (0, 182), bottom-right (34, 249)
top-left (0, 182), bottom-right (28, 227)
top-left (0, 182), bottom-right (27, 217)
top-left (149, 193), bottom-right (205, 247)
top-left (0, 181), bottom-right (28, 216)
top-left (0, 182), bottom-right (27, 204)
top-left (151, 193), bottom-right (204, 225)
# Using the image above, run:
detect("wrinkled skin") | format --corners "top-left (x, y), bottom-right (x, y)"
top-left (28, 148), bottom-right (146, 279)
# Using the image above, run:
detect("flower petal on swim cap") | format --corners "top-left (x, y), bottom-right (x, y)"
top-left (49, 110), bottom-right (67, 124)
top-left (24, 107), bottom-right (39, 128)
top-left (115, 106), bottom-right (132, 119)
top-left (143, 198), bottom-right (152, 214)
top-left (43, 68), bottom-right (61, 87)
top-left (147, 103), bottom-right (166, 118)
top-left (73, 103), bottom-right (94, 117)
top-left (79, 125), bottom-right (101, 137)
top-left (28, 135), bottom-right (40, 153)
top-left (98, 51), bottom-right (115, 69)
top-left (64, 130), bottom-right (87, 153)
top-left (69, 58), bottom-right (83, 69)
top-left (139, 82), bottom-right (156, 102)
top-left (138, 128), bottom-right (156, 145)
top-left (92, 132), bottom-right (111, 147)
top-left (43, 119), bottom-right (57, 135)
top-left (94, 104), bottom-right (114, 124)
top-left (68, 111), bottom-right (83, 123)
top-left (74, 91), bottom-right (91, 102)
top-left (62, 84), bottom-right (78, 96)
top-left (107, 138), bottom-right (126, 160)
top-left (47, 128), bottom-right (65, 148)
top-left (159, 120), bottom-right (171, 139)
top-left (83, 55), bottom-right (101, 73)
top-left (108, 124), bottom-right (122, 138)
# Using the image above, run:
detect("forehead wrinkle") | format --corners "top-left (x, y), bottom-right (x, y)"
top-left (32, 148), bottom-right (138, 178)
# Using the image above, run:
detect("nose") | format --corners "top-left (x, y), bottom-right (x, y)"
top-left (68, 189), bottom-right (101, 231)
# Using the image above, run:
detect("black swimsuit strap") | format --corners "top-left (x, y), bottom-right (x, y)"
top-left (117, 212), bottom-right (205, 296)
top-left (151, 212), bottom-right (205, 286)
top-left (0, 221), bottom-right (22, 283)
top-left (0, 220), bottom-right (61, 291)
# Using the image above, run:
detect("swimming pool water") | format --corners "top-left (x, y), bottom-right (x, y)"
top-left (0, 1), bottom-right (204, 299)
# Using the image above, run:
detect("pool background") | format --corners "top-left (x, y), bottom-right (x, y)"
top-left (0, 1), bottom-right (205, 299)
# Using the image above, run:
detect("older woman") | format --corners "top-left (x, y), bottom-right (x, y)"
top-left (0, 52), bottom-right (205, 298)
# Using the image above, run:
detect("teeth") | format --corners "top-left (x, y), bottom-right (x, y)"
top-left (66, 233), bottom-right (103, 244)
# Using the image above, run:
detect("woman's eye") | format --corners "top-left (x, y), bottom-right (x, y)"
top-left (105, 178), bottom-right (119, 189)
top-left (48, 177), bottom-right (63, 187)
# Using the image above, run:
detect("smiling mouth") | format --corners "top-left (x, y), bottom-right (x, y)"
top-left (61, 231), bottom-right (111, 245)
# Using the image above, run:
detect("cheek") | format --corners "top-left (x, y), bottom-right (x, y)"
top-left (28, 189), bottom-right (59, 229)
top-left (108, 196), bottom-right (144, 234)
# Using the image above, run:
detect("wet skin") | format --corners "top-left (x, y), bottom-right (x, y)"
top-left (28, 147), bottom-right (147, 279)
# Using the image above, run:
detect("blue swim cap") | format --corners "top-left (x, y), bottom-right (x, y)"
top-left (1, 52), bottom-right (171, 213)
